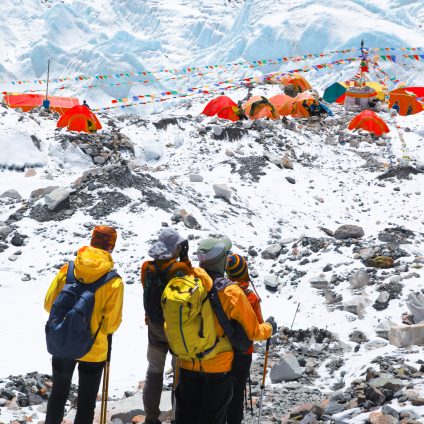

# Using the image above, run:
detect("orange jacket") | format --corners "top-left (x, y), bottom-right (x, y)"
top-left (44, 246), bottom-right (124, 362)
top-left (179, 269), bottom-right (272, 373)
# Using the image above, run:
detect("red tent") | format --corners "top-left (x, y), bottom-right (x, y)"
top-left (3, 93), bottom-right (79, 115)
top-left (57, 105), bottom-right (102, 133)
top-left (348, 110), bottom-right (389, 137)
top-left (217, 105), bottom-right (240, 122)
top-left (202, 96), bottom-right (237, 116)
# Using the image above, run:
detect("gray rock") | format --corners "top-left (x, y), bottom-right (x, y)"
top-left (389, 323), bottom-right (424, 347)
top-left (343, 295), bottom-right (371, 318)
top-left (30, 186), bottom-right (59, 199)
top-left (282, 156), bottom-right (293, 170)
top-left (0, 189), bottom-right (22, 200)
top-left (189, 174), bottom-right (204, 182)
top-left (263, 150), bottom-right (281, 166)
top-left (8, 255), bottom-right (18, 261)
top-left (334, 225), bottom-right (364, 240)
top-left (94, 156), bottom-right (106, 165)
top-left (376, 291), bottom-right (390, 304)
top-left (369, 376), bottom-right (405, 393)
top-left (286, 176), bottom-right (296, 184)
top-left (213, 184), bottom-right (232, 200)
top-left (44, 187), bottom-right (70, 211)
top-left (309, 275), bottom-right (329, 289)
top-left (270, 353), bottom-right (305, 383)
top-left (212, 124), bottom-right (223, 136)
top-left (182, 214), bottom-right (201, 230)
top-left (375, 320), bottom-right (397, 340)
top-left (0, 225), bottom-right (13, 239)
top-left (11, 233), bottom-right (24, 247)
top-left (358, 247), bottom-right (375, 261)
top-left (261, 244), bottom-right (281, 260)
top-left (348, 269), bottom-right (370, 289)
top-left (264, 274), bottom-right (280, 291)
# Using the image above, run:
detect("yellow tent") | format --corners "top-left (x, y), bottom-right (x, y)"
top-left (365, 82), bottom-right (386, 101)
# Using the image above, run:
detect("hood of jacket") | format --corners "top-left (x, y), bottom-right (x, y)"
top-left (73, 246), bottom-right (114, 283)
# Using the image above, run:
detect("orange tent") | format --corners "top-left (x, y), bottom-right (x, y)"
top-left (348, 110), bottom-right (389, 137)
top-left (3, 93), bottom-right (79, 114)
top-left (57, 105), bottom-right (102, 133)
top-left (291, 92), bottom-right (316, 118)
top-left (202, 96), bottom-right (237, 116)
top-left (269, 94), bottom-right (294, 116)
top-left (278, 74), bottom-right (312, 92)
top-left (243, 96), bottom-right (279, 120)
top-left (389, 89), bottom-right (424, 116)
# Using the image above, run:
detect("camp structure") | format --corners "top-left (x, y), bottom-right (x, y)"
top-left (348, 110), bottom-right (389, 137)
top-left (3, 93), bottom-right (79, 115)
top-left (324, 81), bottom-right (385, 105)
top-left (269, 94), bottom-right (295, 116)
top-left (389, 87), bottom-right (424, 116)
top-left (243, 96), bottom-right (279, 120)
top-left (202, 96), bottom-right (237, 117)
top-left (323, 82), bottom-right (348, 103)
top-left (344, 86), bottom-right (377, 111)
top-left (57, 105), bottom-right (102, 133)
top-left (290, 92), bottom-right (316, 118)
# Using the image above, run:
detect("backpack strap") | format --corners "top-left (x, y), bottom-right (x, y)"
top-left (208, 285), bottom-right (235, 339)
top-left (86, 270), bottom-right (121, 292)
top-left (66, 261), bottom-right (77, 285)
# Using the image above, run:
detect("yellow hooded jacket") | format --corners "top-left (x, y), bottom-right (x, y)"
top-left (179, 268), bottom-right (272, 373)
top-left (44, 246), bottom-right (124, 362)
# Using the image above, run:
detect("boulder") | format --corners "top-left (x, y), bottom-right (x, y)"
top-left (365, 386), bottom-right (385, 406)
top-left (358, 247), bottom-right (375, 261)
top-left (348, 269), bottom-right (370, 289)
top-left (366, 256), bottom-right (394, 269)
top-left (182, 214), bottom-right (201, 230)
top-left (334, 225), bottom-right (364, 240)
top-left (30, 186), bottom-right (59, 199)
top-left (375, 320), bottom-right (397, 340)
top-left (44, 187), bottom-right (71, 211)
top-left (213, 184), bottom-right (232, 200)
top-left (261, 244), bottom-right (281, 260)
top-left (368, 412), bottom-right (398, 424)
top-left (368, 376), bottom-right (405, 393)
top-left (212, 124), bottom-right (223, 137)
top-left (0, 189), bottom-right (22, 200)
top-left (282, 156), bottom-right (293, 170)
top-left (389, 323), bottom-right (424, 347)
top-left (264, 274), bottom-right (280, 291)
top-left (270, 353), bottom-right (305, 383)
top-left (0, 225), bottom-right (13, 239)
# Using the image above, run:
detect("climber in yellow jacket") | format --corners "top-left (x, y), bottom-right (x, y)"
top-left (44, 226), bottom-right (124, 424)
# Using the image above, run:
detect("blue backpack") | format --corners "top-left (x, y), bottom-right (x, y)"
top-left (45, 261), bottom-right (119, 359)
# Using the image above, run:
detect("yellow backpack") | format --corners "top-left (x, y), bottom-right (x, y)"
top-left (161, 275), bottom-right (219, 362)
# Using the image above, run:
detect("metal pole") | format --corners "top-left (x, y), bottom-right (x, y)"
top-left (100, 334), bottom-right (112, 424)
top-left (45, 59), bottom-right (50, 100)
top-left (248, 375), bottom-right (253, 416)
top-left (290, 303), bottom-right (300, 331)
top-left (258, 338), bottom-right (270, 424)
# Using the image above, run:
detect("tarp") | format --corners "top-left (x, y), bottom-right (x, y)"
top-left (202, 96), bottom-right (237, 116)
top-left (243, 96), bottom-right (279, 120)
top-left (57, 105), bottom-right (102, 133)
top-left (348, 110), bottom-right (389, 137)
top-left (3, 94), bottom-right (79, 114)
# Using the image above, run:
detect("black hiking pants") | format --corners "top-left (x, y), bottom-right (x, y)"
top-left (45, 356), bottom-right (104, 424)
top-left (176, 368), bottom-right (233, 424)
top-left (227, 353), bottom-right (252, 424)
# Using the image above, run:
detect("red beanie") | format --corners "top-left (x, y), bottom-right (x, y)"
top-left (90, 226), bottom-right (117, 252)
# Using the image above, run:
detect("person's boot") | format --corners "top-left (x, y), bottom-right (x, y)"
top-left (143, 372), bottom-right (164, 424)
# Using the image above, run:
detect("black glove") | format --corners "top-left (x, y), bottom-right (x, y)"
top-left (265, 316), bottom-right (278, 335)
top-left (179, 240), bottom-right (189, 261)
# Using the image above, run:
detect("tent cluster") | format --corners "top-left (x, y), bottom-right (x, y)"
top-left (202, 92), bottom-right (333, 122)
top-left (3, 93), bottom-right (102, 133)
top-left (324, 82), bottom-right (424, 116)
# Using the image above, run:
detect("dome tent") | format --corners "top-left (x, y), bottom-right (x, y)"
top-left (57, 105), bottom-right (102, 133)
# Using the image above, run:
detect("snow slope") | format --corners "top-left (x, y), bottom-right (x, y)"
top-left (0, 0), bottom-right (423, 111)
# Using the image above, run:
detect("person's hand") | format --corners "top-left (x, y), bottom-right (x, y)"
top-left (179, 240), bottom-right (189, 261)
top-left (265, 316), bottom-right (278, 335)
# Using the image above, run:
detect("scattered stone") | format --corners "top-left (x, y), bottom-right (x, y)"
top-left (30, 186), bottom-right (59, 199)
top-left (25, 168), bottom-right (37, 177)
top-left (282, 156), bottom-right (294, 169)
top-left (189, 174), bottom-right (203, 182)
top-left (270, 353), bottom-right (305, 383)
top-left (0, 225), bottom-right (13, 239)
top-left (44, 187), bottom-right (71, 211)
top-left (375, 320), bottom-right (397, 340)
top-left (348, 269), bottom-right (370, 289)
top-left (182, 214), bottom-right (201, 230)
top-left (0, 189), bottom-right (22, 200)
top-left (389, 323), bottom-right (424, 347)
top-left (264, 274), bottom-right (280, 291)
top-left (213, 184), bottom-right (232, 200)
top-left (11, 233), bottom-right (24, 247)
top-left (309, 275), bottom-right (329, 290)
top-left (368, 412), bottom-right (398, 424)
top-left (261, 244), bottom-right (281, 259)
top-left (334, 225), bottom-right (364, 240)
top-left (318, 226), bottom-right (334, 237)
top-left (366, 256), bottom-right (394, 269)
top-left (286, 176), bottom-right (296, 184)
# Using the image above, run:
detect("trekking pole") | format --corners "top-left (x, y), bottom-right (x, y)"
top-left (244, 386), bottom-right (248, 413)
top-left (100, 334), bottom-right (113, 424)
top-left (258, 338), bottom-right (271, 424)
top-left (171, 357), bottom-right (180, 424)
top-left (290, 303), bottom-right (300, 331)
top-left (248, 375), bottom-right (254, 417)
